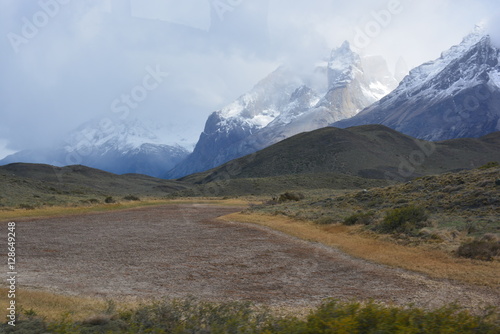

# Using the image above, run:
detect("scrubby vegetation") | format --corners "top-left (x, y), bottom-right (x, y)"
top-left (0, 163), bottom-right (187, 209)
top-left (458, 238), bottom-right (500, 261)
top-left (343, 212), bottom-right (375, 226)
top-left (377, 206), bottom-right (428, 234)
top-left (123, 195), bottom-right (141, 201)
top-left (104, 196), bottom-right (115, 204)
top-left (2, 299), bottom-right (499, 334)
top-left (479, 161), bottom-right (500, 169)
top-left (249, 167), bottom-right (500, 261)
top-left (278, 192), bottom-right (305, 203)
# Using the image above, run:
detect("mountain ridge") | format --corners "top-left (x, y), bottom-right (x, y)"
top-left (167, 42), bottom-right (398, 178)
top-left (333, 32), bottom-right (500, 140)
top-left (0, 118), bottom-right (190, 178)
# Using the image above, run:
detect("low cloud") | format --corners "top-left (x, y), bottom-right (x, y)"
top-left (485, 12), bottom-right (500, 48)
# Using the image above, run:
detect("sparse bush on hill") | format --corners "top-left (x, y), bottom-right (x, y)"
top-left (343, 212), bottom-right (375, 226)
top-left (104, 196), bottom-right (115, 204)
top-left (378, 206), bottom-right (428, 234)
top-left (457, 239), bottom-right (500, 261)
top-left (123, 195), bottom-right (140, 201)
top-left (278, 192), bottom-right (305, 203)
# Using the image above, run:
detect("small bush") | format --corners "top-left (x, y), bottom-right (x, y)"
top-left (123, 195), bottom-right (140, 201)
top-left (457, 240), bottom-right (500, 261)
top-left (378, 206), bottom-right (428, 234)
top-left (88, 198), bottom-right (100, 204)
top-left (18, 203), bottom-right (36, 210)
top-left (104, 196), bottom-right (115, 204)
top-left (278, 192), bottom-right (305, 203)
top-left (81, 314), bottom-right (112, 326)
top-left (344, 212), bottom-right (375, 226)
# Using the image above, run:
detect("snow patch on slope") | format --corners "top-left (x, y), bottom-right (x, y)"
top-left (489, 70), bottom-right (500, 88)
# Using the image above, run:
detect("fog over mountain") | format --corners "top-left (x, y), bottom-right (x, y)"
top-left (0, 0), bottom-right (499, 160)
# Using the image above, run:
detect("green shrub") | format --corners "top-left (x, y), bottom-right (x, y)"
top-left (2, 299), bottom-right (499, 333)
top-left (457, 240), bottom-right (500, 261)
top-left (378, 206), bottom-right (428, 234)
top-left (299, 300), bottom-right (499, 334)
top-left (104, 196), bottom-right (115, 204)
top-left (123, 195), bottom-right (140, 201)
top-left (344, 212), bottom-right (375, 226)
top-left (278, 192), bottom-right (304, 203)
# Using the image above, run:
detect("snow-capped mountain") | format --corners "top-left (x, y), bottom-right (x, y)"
top-left (333, 30), bottom-right (500, 141)
top-left (0, 117), bottom-right (190, 178)
top-left (167, 42), bottom-right (398, 178)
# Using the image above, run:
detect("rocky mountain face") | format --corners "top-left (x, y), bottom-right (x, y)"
top-left (0, 118), bottom-right (190, 178)
top-left (333, 32), bottom-right (500, 141)
top-left (166, 42), bottom-right (398, 178)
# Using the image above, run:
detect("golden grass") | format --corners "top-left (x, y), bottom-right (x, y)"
top-left (0, 200), bottom-right (171, 221)
top-left (0, 198), bottom-right (250, 222)
top-left (220, 212), bottom-right (500, 288)
top-left (0, 288), bottom-right (109, 321)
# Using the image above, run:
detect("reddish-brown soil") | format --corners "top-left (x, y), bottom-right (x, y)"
top-left (9, 204), bottom-right (499, 309)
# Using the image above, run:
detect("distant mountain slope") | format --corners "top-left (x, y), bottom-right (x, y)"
top-left (167, 42), bottom-right (397, 178)
top-left (333, 32), bottom-right (500, 140)
top-left (0, 118), bottom-right (190, 178)
top-left (181, 125), bottom-right (500, 184)
top-left (0, 163), bottom-right (188, 208)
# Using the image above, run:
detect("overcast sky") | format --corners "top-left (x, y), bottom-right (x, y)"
top-left (0, 0), bottom-right (499, 158)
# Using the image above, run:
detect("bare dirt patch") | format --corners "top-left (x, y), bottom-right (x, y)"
top-left (8, 204), bottom-right (499, 310)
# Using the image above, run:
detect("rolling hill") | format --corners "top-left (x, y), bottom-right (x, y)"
top-left (0, 163), bottom-right (188, 208)
top-left (180, 124), bottom-right (500, 186)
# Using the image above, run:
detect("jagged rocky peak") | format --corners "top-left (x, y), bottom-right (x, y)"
top-left (327, 41), bottom-right (362, 89)
top-left (216, 66), bottom-right (301, 128)
top-left (166, 41), bottom-right (399, 178)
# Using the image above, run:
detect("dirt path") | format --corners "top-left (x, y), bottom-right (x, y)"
top-left (11, 204), bottom-right (499, 309)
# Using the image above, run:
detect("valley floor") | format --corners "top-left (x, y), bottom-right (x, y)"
top-left (2, 203), bottom-right (498, 319)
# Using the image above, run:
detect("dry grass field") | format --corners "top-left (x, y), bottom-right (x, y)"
top-left (222, 212), bottom-right (500, 287)
top-left (1, 203), bottom-right (498, 324)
